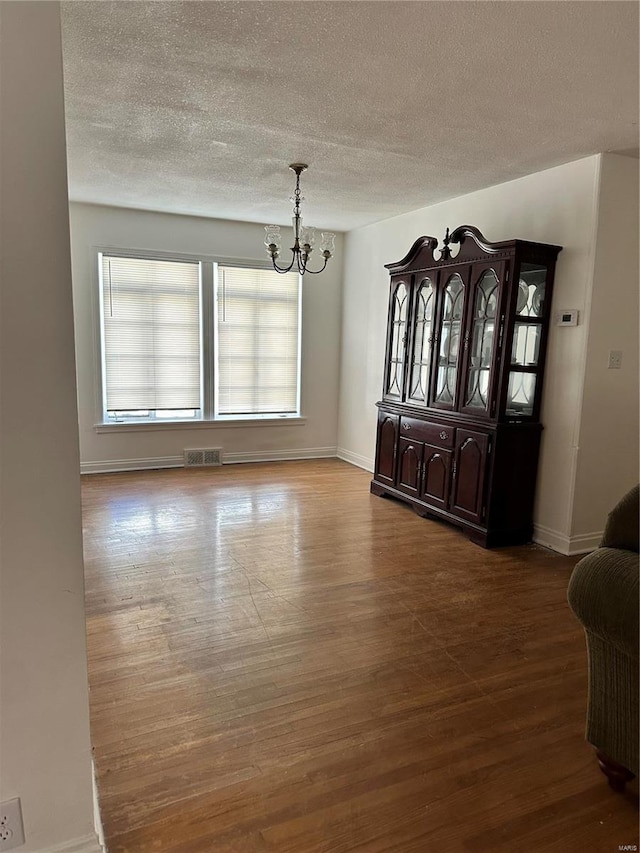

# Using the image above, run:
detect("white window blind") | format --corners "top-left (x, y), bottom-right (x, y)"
top-left (101, 255), bottom-right (201, 414)
top-left (216, 266), bottom-right (300, 416)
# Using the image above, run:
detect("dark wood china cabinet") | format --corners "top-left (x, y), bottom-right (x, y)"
top-left (371, 225), bottom-right (562, 547)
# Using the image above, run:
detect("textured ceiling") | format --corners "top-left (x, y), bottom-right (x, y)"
top-left (61, 1), bottom-right (639, 231)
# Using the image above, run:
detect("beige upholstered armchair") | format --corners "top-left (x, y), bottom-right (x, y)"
top-left (567, 484), bottom-right (639, 791)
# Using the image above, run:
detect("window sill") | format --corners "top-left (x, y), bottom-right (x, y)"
top-left (94, 417), bottom-right (307, 434)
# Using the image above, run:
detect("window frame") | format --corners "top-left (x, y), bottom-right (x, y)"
top-left (93, 247), bottom-right (304, 429)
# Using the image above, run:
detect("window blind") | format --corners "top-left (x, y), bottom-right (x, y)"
top-left (101, 255), bottom-right (201, 413)
top-left (216, 266), bottom-right (300, 415)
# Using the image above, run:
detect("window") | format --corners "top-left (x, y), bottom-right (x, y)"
top-left (98, 252), bottom-right (301, 424)
top-left (100, 255), bottom-right (202, 421)
top-left (216, 266), bottom-right (300, 417)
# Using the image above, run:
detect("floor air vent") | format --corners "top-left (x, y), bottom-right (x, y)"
top-left (184, 448), bottom-right (223, 467)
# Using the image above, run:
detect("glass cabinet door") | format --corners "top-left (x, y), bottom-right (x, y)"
top-left (407, 277), bottom-right (435, 405)
top-left (463, 268), bottom-right (500, 415)
top-left (505, 262), bottom-right (548, 417)
top-left (384, 279), bottom-right (409, 399)
top-left (433, 273), bottom-right (465, 407)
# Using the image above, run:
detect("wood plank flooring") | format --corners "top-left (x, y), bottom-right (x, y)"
top-left (82, 459), bottom-right (638, 852)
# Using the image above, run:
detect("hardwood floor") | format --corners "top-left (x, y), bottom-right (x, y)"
top-left (82, 459), bottom-right (638, 852)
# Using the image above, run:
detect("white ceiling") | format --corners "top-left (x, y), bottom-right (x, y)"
top-left (61, 1), bottom-right (639, 232)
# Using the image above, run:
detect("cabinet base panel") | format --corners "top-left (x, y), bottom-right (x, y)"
top-left (370, 481), bottom-right (390, 498)
top-left (370, 479), bottom-right (533, 548)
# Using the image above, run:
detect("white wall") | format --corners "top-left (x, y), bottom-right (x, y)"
top-left (337, 156), bottom-right (605, 553)
top-left (571, 154), bottom-right (639, 538)
top-left (0, 4), bottom-right (100, 852)
top-left (69, 204), bottom-right (343, 471)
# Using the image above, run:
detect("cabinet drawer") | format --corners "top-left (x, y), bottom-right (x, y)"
top-left (399, 417), bottom-right (455, 448)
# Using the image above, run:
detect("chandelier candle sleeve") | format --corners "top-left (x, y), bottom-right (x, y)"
top-left (264, 164), bottom-right (335, 275)
top-left (320, 232), bottom-right (336, 255)
top-left (299, 225), bottom-right (316, 251)
top-left (264, 225), bottom-right (282, 257)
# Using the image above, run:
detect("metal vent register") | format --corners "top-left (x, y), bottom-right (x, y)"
top-left (184, 448), bottom-right (223, 467)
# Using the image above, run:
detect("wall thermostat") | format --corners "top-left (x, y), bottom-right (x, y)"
top-left (556, 309), bottom-right (579, 326)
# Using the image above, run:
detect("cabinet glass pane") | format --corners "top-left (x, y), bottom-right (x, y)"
top-left (435, 274), bottom-right (465, 404)
top-left (516, 263), bottom-right (547, 318)
top-left (465, 269), bottom-right (499, 410)
top-left (511, 321), bottom-right (542, 367)
top-left (408, 278), bottom-right (435, 404)
top-left (386, 281), bottom-right (408, 397)
top-left (506, 371), bottom-right (537, 417)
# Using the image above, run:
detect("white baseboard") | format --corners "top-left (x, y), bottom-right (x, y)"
top-left (41, 834), bottom-right (103, 853)
top-left (565, 530), bottom-right (603, 555)
top-left (81, 448), bottom-right (337, 474)
top-left (81, 455), bottom-right (183, 474)
top-left (533, 523), bottom-right (602, 556)
top-left (222, 447), bottom-right (337, 464)
top-left (92, 759), bottom-right (106, 851)
top-left (336, 447), bottom-right (374, 472)
top-left (533, 524), bottom-right (571, 554)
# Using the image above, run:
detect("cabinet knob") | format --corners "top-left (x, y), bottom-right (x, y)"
top-left (403, 423), bottom-right (411, 430)
top-left (439, 430), bottom-right (449, 440)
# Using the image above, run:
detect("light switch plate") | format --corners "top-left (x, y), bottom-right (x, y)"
top-left (608, 350), bottom-right (623, 369)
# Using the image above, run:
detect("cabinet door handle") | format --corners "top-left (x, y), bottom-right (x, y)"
top-left (439, 430), bottom-right (449, 440)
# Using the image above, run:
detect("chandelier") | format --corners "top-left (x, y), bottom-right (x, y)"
top-left (264, 164), bottom-right (336, 275)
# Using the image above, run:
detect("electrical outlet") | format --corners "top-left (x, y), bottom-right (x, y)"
top-left (608, 349), bottom-right (623, 369)
top-left (0, 799), bottom-right (25, 851)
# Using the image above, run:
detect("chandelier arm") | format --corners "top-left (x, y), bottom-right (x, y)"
top-left (298, 255), bottom-right (328, 275)
top-left (271, 255), bottom-right (297, 274)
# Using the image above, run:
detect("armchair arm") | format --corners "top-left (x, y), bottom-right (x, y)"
top-left (567, 547), bottom-right (639, 658)
top-left (601, 484), bottom-right (639, 553)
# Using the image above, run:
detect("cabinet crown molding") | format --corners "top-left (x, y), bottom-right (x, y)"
top-left (385, 225), bottom-right (562, 274)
